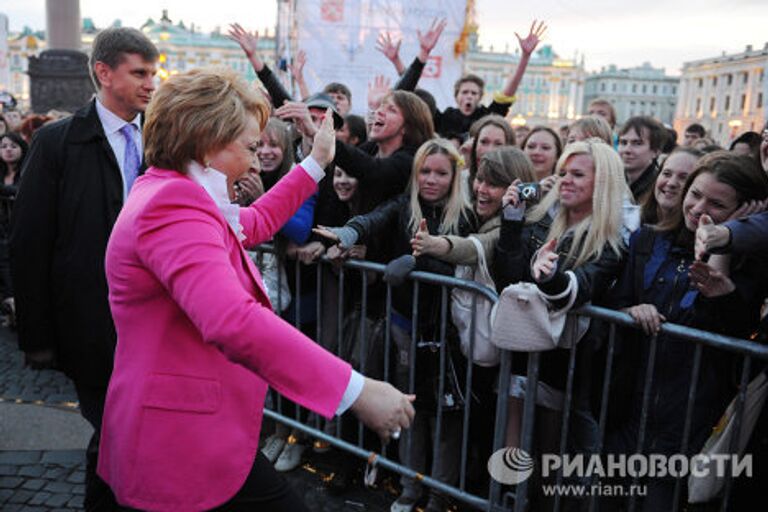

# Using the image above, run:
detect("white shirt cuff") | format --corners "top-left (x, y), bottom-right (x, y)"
top-left (335, 369), bottom-right (364, 415)
top-left (300, 155), bottom-right (325, 183)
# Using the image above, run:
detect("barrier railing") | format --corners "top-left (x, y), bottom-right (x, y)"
top-left (251, 244), bottom-right (767, 512)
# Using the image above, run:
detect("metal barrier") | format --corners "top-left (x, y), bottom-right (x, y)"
top-left (251, 244), bottom-right (768, 512)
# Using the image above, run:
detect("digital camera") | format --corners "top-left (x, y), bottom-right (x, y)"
top-left (516, 182), bottom-right (541, 202)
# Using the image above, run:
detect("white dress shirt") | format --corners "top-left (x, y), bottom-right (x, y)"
top-left (95, 99), bottom-right (142, 200)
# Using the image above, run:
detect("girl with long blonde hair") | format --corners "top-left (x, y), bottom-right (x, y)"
top-left (315, 138), bottom-right (475, 512)
top-left (493, 139), bottom-right (627, 469)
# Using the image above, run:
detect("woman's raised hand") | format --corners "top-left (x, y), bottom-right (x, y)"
top-left (410, 219), bottom-right (443, 257)
top-left (531, 238), bottom-right (559, 282)
top-left (502, 179), bottom-right (522, 208)
top-left (310, 107), bottom-right (336, 168)
top-left (228, 24), bottom-right (261, 64)
top-left (694, 214), bottom-right (729, 261)
top-left (516, 20), bottom-right (547, 56)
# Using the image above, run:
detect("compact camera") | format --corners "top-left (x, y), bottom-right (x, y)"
top-left (516, 182), bottom-right (541, 202)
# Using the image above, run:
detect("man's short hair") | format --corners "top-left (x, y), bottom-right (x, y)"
top-left (685, 123), bottom-right (706, 138)
top-left (587, 98), bottom-right (617, 128)
top-left (322, 82), bottom-right (352, 103)
top-left (89, 27), bottom-right (159, 89)
top-left (453, 74), bottom-right (485, 98)
top-left (619, 116), bottom-right (667, 152)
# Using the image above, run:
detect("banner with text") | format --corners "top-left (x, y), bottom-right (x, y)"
top-left (294, 0), bottom-right (467, 114)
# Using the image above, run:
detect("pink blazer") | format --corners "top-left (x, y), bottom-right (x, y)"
top-left (98, 165), bottom-right (351, 511)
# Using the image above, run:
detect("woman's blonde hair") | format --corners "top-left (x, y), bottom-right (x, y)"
top-left (261, 118), bottom-right (295, 179)
top-left (569, 116), bottom-right (613, 145)
top-left (143, 67), bottom-right (270, 171)
top-left (527, 139), bottom-right (626, 267)
top-left (408, 138), bottom-right (470, 235)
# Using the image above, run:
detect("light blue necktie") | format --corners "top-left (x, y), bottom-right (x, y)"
top-left (119, 123), bottom-right (140, 193)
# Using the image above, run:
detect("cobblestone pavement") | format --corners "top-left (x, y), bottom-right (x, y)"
top-left (0, 327), bottom-right (399, 511)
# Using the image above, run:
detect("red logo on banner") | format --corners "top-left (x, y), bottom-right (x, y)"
top-left (422, 56), bottom-right (443, 79)
top-left (321, 0), bottom-right (344, 22)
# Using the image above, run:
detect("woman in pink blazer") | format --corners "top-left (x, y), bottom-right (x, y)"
top-left (97, 68), bottom-right (414, 511)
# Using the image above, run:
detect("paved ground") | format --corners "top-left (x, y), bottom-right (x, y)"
top-left (0, 326), bottom-right (401, 511)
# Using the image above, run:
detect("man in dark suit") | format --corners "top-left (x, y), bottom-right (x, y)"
top-left (10, 27), bottom-right (158, 510)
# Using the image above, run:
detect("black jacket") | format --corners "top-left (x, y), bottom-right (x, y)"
top-left (397, 58), bottom-right (513, 138)
top-left (347, 194), bottom-right (475, 336)
top-left (10, 100), bottom-right (128, 387)
top-left (333, 141), bottom-right (417, 214)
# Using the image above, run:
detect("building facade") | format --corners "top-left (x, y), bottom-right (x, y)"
top-left (2, 11), bottom-right (279, 112)
top-left (583, 62), bottom-right (679, 126)
top-left (675, 43), bottom-right (768, 146)
top-left (464, 34), bottom-right (586, 128)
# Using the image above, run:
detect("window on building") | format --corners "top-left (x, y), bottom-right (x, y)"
top-left (601, 83), bottom-right (606, 92)
top-left (642, 84), bottom-right (647, 93)
top-left (698, 78), bottom-right (703, 88)
top-left (724, 95), bottom-right (730, 111)
top-left (710, 97), bottom-right (716, 112)
top-left (632, 84), bottom-right (637, 93)
top-left (712, 76), bottom-right (717, 87)
top-left (719, 123), bottom-right (723, 134)
top-left (672, 86), bottom-right (677, 95)
top-left (696, 98), bottom-right (701, 112)
top-left (741, 94), bottom-right (747, 109)
top-left (758, 93), bottom-right (763, 109)
top-left (743, 72), bottom-right (749, 84)
top-left (727, 74), bottom-right (733, 85)
top-left (653, 85), bottom-right (657, 94)
top-left (612, 83), bottom-right (616, 92)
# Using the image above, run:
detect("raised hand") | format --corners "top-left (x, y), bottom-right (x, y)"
top-left (624, 304), bottom-right (666, 336)
top-left (689, 260), bottom-right (736, 298)
top-left (375, 32), bottom-right (402, 63)
top-left (275, 101), bottom-right (319, 139)
top-left (410, 218), bottom-right (443, 257)
top-left (539, 175), bottom-right (558, 195)
top-left (728, 198), bottom-right (768, 221)
top-left (367, 75), bottom-right (392, 112)
top-left (515, 20), bottom-right (547, 56)
top-left (228, 23), bottom-right (259, 59)
top-left (532, 238), bottom-right (559, 282)
top-left (310, 107), bottom-right (336, 168)
top-left (417, 18), bottom-right (448, 62)
top-left (502, 179), bottom-right (522, 208)
top-left (289, 50), bottom-right (307, 80)
top-left (694, 214), bottom-right (729, 261)
top-left (233, 172), bottom-right (264, 206)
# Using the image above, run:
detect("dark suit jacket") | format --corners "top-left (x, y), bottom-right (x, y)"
top-left (10, 99), bottom-right (127, 387)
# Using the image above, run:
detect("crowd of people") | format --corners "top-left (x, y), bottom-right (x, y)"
top-left (2, 17), bottom-right (767, 512)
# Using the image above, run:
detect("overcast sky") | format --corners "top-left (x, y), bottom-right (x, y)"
top-left (2, 0), bottom-right (767, 75)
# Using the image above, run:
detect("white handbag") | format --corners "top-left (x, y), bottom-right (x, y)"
top-left (250, 251), bottom-right (292, 313)
top-left (688, 370), bottom-right (768, 503)
top-left (490, 270), bottom-right (590, 352)
top-left (451, 237), bottom-right (500, 367)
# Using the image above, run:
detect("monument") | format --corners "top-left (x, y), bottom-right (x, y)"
top-left (27, 0), bottom-right (94, 113)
